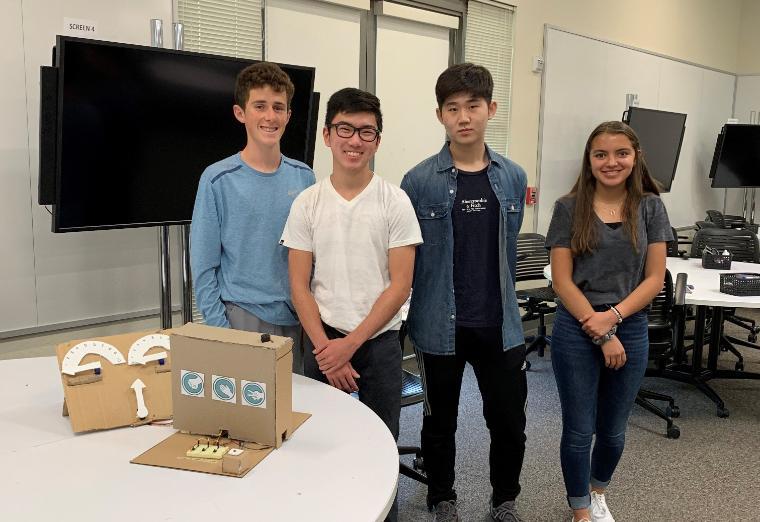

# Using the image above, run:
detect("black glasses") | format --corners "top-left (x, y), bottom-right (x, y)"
top-left (327, 122), bottom-right (380, 142)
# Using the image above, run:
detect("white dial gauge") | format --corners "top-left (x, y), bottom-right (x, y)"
top-left (61, 340), bottom-right (126, 376)
top-left (127, 334), bottom-right (170, 365)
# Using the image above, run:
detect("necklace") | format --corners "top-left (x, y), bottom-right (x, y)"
top-left (594, 197), bottom-right (626, 217)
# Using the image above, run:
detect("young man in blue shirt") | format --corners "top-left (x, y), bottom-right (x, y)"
top-left (190, 62), bottom-right (315, 373)
top-left (401, 63), bottom-right (529, 522)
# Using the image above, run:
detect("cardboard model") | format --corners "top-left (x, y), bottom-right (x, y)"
top-left (131, 323), bottom-right (311, 478)
top-left (56, 329), bottom-right (173, 432)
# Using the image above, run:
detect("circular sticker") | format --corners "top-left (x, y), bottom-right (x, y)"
top-left (213, 376), bottom-right (236, 401)
top-left (181, 371), bottom-right (204, 396)
top-left (242, 382), bottom-right (266, 407)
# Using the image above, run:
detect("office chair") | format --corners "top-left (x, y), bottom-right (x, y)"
top-left (705, 209), bottom-right (747, 229)
top-left (515, 233), bottom-right (556, 370)
top-left (636, 269), bottom-right (684, 439)
top-left (397, 322), bottom-right (427, 484)
top-left (695, 220), bottom-right (719, 230)
top-left (690, 227), bottom-right (760, 370)
top-left (667, 226), bottom-right (690, 259)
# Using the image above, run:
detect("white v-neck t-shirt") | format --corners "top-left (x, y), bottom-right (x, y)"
top-left (280, 174), bottom-right (422, 337)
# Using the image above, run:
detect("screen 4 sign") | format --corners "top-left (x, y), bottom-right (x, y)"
top-left (63, 18), bottom-right (98, 37)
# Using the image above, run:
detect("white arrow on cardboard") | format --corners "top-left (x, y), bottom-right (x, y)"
top-left (131, 378), bottom-right (149, 419)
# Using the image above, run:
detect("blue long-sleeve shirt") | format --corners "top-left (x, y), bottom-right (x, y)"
top-left (190, 153), bottom-right (315, 327)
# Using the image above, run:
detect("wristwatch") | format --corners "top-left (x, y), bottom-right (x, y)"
top-left (592, 325), bottom-right (617, 346)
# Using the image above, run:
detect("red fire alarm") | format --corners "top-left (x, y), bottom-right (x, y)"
top-left (525, 186), bottom-right (537, 206)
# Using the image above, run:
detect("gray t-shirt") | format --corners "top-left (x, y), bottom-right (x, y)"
top-left (545, 194), bottom-right (673, 306)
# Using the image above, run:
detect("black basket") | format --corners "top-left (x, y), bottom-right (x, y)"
top-left (719, 272), bottom-right (760, 296)
top-left (702, 250), bottom-right (732, 269)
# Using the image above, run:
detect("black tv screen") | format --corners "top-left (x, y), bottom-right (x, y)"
top-left (45, 36), bottom-right (316, 232)
top-left (710, 124), bottom-right (760, 188)
top-left (624, 107), bottom-right (686, 192)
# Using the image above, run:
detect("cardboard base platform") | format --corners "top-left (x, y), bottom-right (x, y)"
top-left (131, 411), bottom-right (311, 477)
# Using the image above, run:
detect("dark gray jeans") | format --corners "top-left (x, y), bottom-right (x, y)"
top-left (304, 323), bottom-right (402, 521)
top-left (224, 302), bottom-right (304, 375)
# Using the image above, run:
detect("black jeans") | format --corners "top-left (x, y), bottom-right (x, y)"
top-left (418, 326), bottom-right (527, 508)
top-left (304, 323), bottom-right (402, 521)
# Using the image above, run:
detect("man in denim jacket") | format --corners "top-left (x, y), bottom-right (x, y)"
top-left (400, 64), bottom-right (528, 522)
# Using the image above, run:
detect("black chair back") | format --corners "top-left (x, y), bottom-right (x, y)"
top-left (648, 269), bottom-right (673, 329)
top-left (666, 226), bottom-right (681, 258)
top-left (690, 227), bottom-right (760, 263)
top-left (705, 210), bottom-right (727, 228)
top-left (516, 233), bottom-right (550, 283)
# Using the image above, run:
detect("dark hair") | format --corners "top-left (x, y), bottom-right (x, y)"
top-left (234, 62), bottom-right (295, 108)
top-left (324, 87), bottom-right (383, 132)
top-left (569, 121), bottom-right (661, 255)
top-left (435, 63), bottom-right (493, 108)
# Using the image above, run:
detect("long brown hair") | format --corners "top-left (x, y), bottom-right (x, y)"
top-left (569, 121), bottom-right (661, 256)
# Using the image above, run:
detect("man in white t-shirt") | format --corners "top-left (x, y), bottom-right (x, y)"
top-left (280, 87), bottom-right (421, 521)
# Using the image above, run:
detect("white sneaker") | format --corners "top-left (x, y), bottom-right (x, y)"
top-left (590, 491), bottom-right (615, 522)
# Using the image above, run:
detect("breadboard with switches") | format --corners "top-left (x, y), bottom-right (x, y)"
top-left (186, 441), bottom-right (230, 460)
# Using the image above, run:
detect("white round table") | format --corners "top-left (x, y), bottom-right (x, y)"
top-left (0, 357), bottom-right (398, 521)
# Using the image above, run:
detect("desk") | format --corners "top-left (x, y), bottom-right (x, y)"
top-left (660, 258), bottom-right (760, 417)
top-left (544, 259), bottom-right (760, 416)
top-left (0, 357), bottom-right (398, 521)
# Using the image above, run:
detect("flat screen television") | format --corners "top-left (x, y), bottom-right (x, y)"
top-left (623, 107), bottom-right (687, 192)
top-left (710, 124), bottom-right (760, 188)
top-left (41, 36), bottom-right (317, 232)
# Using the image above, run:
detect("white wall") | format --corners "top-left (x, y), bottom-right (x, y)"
top-left (507, 0), bottom-right (748, 229)
top-left (735, 75), bottom-right (760, 124)
top-left (0, 0), bottom-right (37, 332)
top-left (738, 0), bottom-right (760, 74)
top-left (536, 28), bottom-right (738, 233)
top-left (374, 14), bottom-right (450, 185)
top-left (0, 0), bottom-right (175, 337)
top-left (265, 0), bottom-right (363, 179)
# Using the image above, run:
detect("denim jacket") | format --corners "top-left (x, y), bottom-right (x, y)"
top-left (400, 143), bottom-right (527, 355)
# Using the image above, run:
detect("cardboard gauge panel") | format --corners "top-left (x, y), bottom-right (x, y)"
top-left (56, 329), bottom-right (173, 433)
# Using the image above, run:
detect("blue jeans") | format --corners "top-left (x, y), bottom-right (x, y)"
top-left (551, 304), bottom-right (648, 510)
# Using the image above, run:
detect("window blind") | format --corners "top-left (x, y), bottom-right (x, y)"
top-left (177, 0), bottom-right (263, 59)
top-left (464, 1), bottom-right (515, 155)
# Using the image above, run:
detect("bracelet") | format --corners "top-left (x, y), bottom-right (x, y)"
top-left (609, 305), bottom-right (623, 324)
top-left (591, 324), bottom-right (617, 345)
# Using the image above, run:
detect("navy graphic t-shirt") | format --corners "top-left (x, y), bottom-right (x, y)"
top-left (452, 167), bottom-right (503, 327)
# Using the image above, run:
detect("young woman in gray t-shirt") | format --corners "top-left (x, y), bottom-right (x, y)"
top-left (545, 121), bottom-right (673, 522)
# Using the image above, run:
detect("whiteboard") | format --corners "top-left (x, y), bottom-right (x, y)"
top-left (536, 27), bottom-right (741, 234)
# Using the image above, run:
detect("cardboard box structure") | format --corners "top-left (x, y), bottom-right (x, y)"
top-left (56, 330), bottom-right (173, 433)
top-left (169, 322), bottom-right (295, 448)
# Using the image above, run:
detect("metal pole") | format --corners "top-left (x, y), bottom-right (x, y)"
top-left (151, 18), bottom-right (172, 329)
top-left (180, 225), bottom-right (193, 324)
top-left (752, 188), bottom-right (756, 225)
top-left (158, 226), bottom-right (173, 329)
top-left (171, 22), bottom-right (193, 324)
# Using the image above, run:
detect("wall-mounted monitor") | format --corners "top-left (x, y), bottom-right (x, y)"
top-left (40, 36), bottom-right (317, 232)
top-left (710, 124), bottom-right (760, 188)
top-left (623, 107), bottom-right (687, 193)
